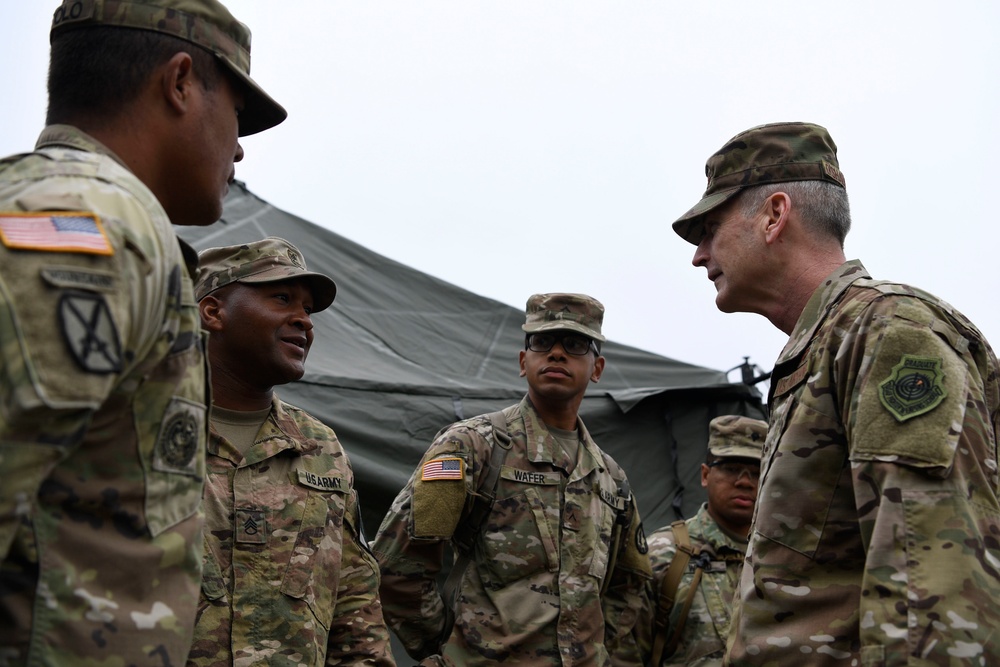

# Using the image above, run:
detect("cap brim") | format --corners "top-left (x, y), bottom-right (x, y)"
top-left (218, 57), bottom-right (287, 137)
top-left (670, 187), bottom-right (742, 245)
top-left (708, 444), bottom-right (762, 461)
top-left (710, 450), bottom-right (762, 462)
top-left (521, 321), bottom-right (606, 343)
top-left (240, 270), bottom-right (338, 312)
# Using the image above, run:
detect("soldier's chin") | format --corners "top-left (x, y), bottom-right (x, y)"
top-left (715, 293), bottom-right (739, 314)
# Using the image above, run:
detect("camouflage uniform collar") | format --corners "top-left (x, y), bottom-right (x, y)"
top-left (519, 396), bottom-right (603, 481)
top-left (35, 124), bottom-right (131, 172)
top-left (691, 503), bottom-right (748, 555)
top-left (776, 260), bottom-right (870, 366)
top-left (219, 394), bottom-right (319, 466)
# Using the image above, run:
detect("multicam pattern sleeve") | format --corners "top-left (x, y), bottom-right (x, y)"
top-left (0, 125), bottom-right (208, 666)
top-left (727, 260), bottom-right (1000, 666)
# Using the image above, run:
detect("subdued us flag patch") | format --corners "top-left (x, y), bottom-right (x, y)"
top-left (421, 456), bottom-right (464, 481)
top-left (0, 212), bottom-right (113, 255)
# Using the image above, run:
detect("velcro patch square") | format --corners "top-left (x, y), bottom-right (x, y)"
top-left (421, 456), bottom-right (464, 481)
top-left (0, 212), bottom-right (113, 255)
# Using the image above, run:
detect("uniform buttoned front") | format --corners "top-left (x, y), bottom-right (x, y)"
top-left (189, 395), bottom-right (392, 667)
top-left (373, 397), bottom-right (649, 666)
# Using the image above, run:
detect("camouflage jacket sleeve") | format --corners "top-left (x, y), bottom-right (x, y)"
top-left (838, 284), bottom-right (1000, 665)
top-left (325, 487), bottom-right (397, 667)
top-left (599, 458), bottom-right (653, 667)
top-left (370, 421), bottom-right (486, 660)
top-left (735, 266), bottom-right (1000, 665)
top-left (633, 523), bottom-right (679, 663)
top-left (1, 127), bottom-right (208, 665)
top-left (0, 175), bottom-right (168, 556)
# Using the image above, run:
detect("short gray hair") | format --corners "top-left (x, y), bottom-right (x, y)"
top-left (736, 180), bottom-right (851, 247)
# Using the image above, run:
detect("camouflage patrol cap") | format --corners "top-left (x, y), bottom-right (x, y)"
top-left (707, 415), bottom-right (767, 460)
top-left (195, 237), bottom-right (337, 312)
top-left (672, 122), bottom-right (846, 244)
top-left (521, 293), bottom-right (606, 342)
top-left (49, 0), bottom-right (286, 136)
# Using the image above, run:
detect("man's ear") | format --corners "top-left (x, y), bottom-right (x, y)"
top-left (518, 350), bottom-right (527, 377)
top-left (199, 295), bottom-right (224, 331)
top-left (160, 51), bottom-right (196, 116)
top-left (762, 191), bottom-right (792, 245)
top-left (590, 355), bottom-right (605, 383)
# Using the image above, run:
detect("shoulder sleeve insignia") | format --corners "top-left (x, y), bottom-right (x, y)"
top-left (421, 456), bottom-right (464, 481)
top-left (154, 397), bottom-right (205, 475)
top-left (635, 522), bottom-right (648, 554)
top-left (878, 354), bottom-right (947, 422)
top-left (59, 291), bottom-right (123, 374)
top-left (0, 212), bottom-right (113, 255)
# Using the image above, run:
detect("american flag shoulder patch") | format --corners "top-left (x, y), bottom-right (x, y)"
top-left (421, 456), bottom-right (464, 481)
top-left (0, 211), bottom-right (113, 256)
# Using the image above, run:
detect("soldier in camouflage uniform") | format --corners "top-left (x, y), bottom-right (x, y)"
top-left (372, 293), bottom-right (652, 666)
top-left (671, 122), bottom-right (1000, 665)
top-left (190, 237), bottom-right (396, 667)
top-left (0, 1), bottom-right (284, 664)
top-left (637, 415), bottom-right (766, 667)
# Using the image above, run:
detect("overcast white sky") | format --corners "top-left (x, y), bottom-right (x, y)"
top-left (3, 2), bottom-right (998, 381)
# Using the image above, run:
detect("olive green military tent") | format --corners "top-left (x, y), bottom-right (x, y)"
top-left (177, 181), bottom-right (765, 538)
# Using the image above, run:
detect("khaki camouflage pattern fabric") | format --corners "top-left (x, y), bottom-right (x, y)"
top-left (706, 415), bottom-right (766, 460)
top-left (672, 122), bottom-right (846, 244)
top-left (188, 394), bottom-right (395, 667)
top-left (372, 396), bottom-right (652, 666)
top-left (50, 0), bottom-right (285, 135)
top-left (727, 260), bottom-right (1000, 666)
top-left (0, 124), bottom-right (209, 665)
top-left (195, 236), bottom-right (337, 312)
top-left (521, 292), bottom-right (607, 342)
top-left (636, 504), bottom-right (747, 667)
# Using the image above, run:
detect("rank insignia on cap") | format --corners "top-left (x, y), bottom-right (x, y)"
top-left (0, 212), bottom-right (112, 255)
top-left (878, 354), bottom-right (947, 422)
top-left (421, 456), bottom-right (464, 481)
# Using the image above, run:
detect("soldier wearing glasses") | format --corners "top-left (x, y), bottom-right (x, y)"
top-left (373, 293), bottom-right (652, 666)
top-left (637, 415), bottom-right (766, 667)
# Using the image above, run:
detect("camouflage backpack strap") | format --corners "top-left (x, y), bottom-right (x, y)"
top-left (650, 519), bottom-right (704, 666)
top-left (440, 411), bottom-right (512, 634)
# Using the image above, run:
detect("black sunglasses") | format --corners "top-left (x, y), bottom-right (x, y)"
top-left (707, 460), bottom-right (761, 481)
top-left (525, 332), bottom-right (598, 356)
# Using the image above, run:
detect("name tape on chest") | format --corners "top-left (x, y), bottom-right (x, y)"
top-left (0, 212), bottom-right (113, 255)
top-left (296, 469), bottom-right (345, 492)
top-left (599, 486), bottom-right (627, 511)
top-left (421, 456), bottom-right (464, 481)
top-left (500, 467), bottom-right (561, 486)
